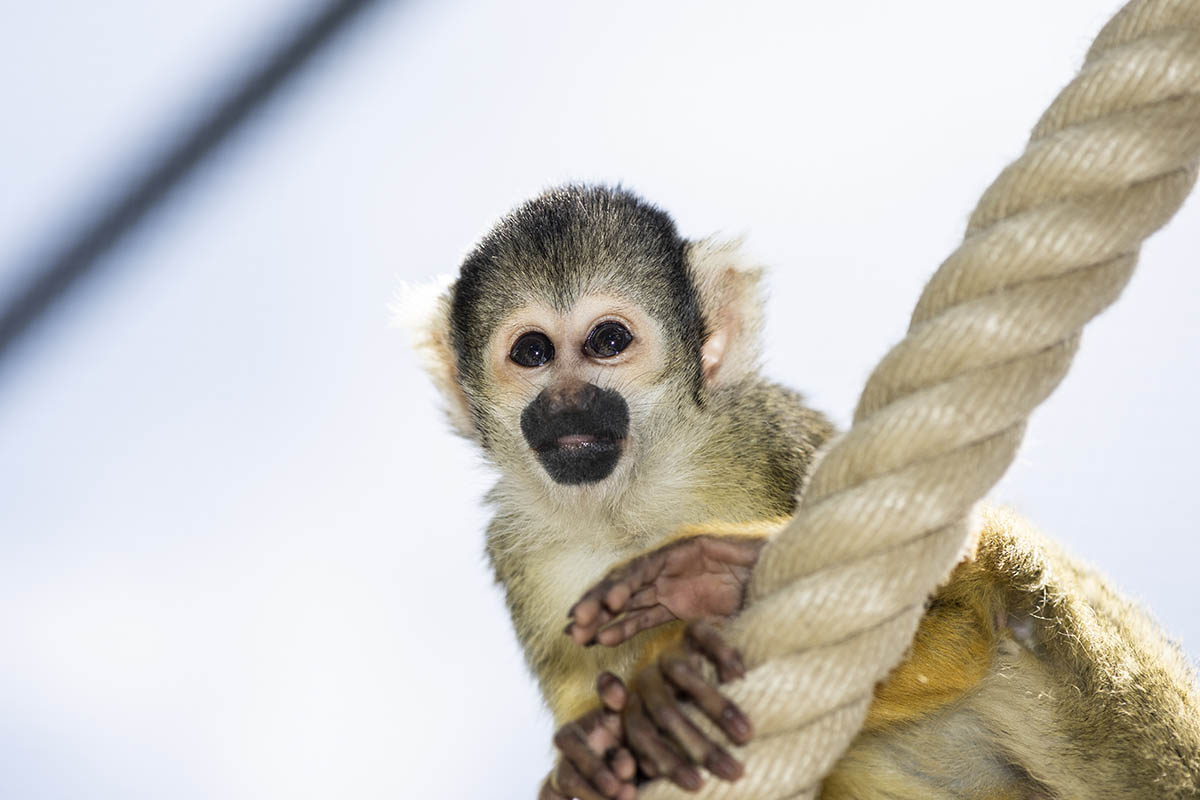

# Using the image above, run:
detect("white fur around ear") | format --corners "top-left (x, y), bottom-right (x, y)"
top-left (686, 237), bottom-right (766, 386)
top-left (393, 276), bottom-right (477, 440)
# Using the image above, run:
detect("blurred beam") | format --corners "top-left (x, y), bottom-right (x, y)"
top-left (0, 0), bottom-right (390, 368)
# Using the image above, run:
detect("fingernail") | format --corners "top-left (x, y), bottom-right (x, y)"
top-left (723, 708), bottom-right (752, 740)
top-left (676, 767), bottom-right (703, 791)
top-left (707, 752), bottom-right (743, 781)
top-left (596, 773), bottom-right (619, 795)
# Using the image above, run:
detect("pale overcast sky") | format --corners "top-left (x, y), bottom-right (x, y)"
top-left (1, 2), bottom-right (1197, 798)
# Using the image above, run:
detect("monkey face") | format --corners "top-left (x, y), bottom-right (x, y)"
top-left (485, 293), bottom-right (678, 487)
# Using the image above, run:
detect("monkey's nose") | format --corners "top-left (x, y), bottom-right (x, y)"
top-left (544, 381), bottom-right (601, 414)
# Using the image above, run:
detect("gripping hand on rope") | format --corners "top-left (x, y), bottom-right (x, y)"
top-left (544, 536), bottom-right (765, 799)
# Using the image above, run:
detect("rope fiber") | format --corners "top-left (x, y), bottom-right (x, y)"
top-left (642, 1), bottom-right (1200, 796)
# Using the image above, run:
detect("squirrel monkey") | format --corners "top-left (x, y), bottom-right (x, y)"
top-left (409, 185), bottom-right (1200, 799)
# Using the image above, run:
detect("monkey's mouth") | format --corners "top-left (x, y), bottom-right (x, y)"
top-left (555, 433), bottom-right (605, 449)
top-left (533, 430), bottom-right (624, 459)
top-left (531, 431), bottom-right (625, 485)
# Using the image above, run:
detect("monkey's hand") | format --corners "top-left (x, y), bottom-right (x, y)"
top-left (545, 622), bottom-right (752, 798)
top-left (622, 620), bottom-right (752, 791)
top-left (541, 674), bottom-right (638, 800)
top-left (566, 535), bottom-right (765, 647)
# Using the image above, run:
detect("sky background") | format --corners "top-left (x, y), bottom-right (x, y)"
top-left (1, 1), bottom-right (1197, 798)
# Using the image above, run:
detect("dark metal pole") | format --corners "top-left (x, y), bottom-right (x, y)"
top-left (0, 0), bottom-right (389, 366)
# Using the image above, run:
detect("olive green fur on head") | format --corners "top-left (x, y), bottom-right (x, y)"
top-left (449, 185), bottom-right (706, 404)
top-left (406, 182), bottom-right (831, 536)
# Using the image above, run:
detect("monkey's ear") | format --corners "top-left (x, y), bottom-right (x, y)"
top-left (687, 237), bottom-right (765, 386)
top-left (393, 276), bottom-right (477, 440)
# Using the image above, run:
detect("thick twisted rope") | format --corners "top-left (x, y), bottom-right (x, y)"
top-left (643, 1), bottom-right (1200, 797)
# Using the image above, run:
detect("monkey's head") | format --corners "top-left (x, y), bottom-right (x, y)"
top-left (405, 185), bottom-right (764, 495)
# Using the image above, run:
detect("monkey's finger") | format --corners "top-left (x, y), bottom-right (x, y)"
top-left (566, 608), bottom-right (624, 646)
top-left (697, 535), bottom-right (767, 568)
top-left (552, 758), bottom-right (612, 800)
top-left (553, 724), bottom-right (625, 799)
top-left (571, 586), bottom-right (665, 645)
top-left (660, 652), bottom-right (753, 748)
top-left (565, 617), bottom-right (610, 647)
top-left (685, 620), bottom-right (746, 683)
top-left (573, 551), bottom-right (669, 622)
top-left (624, 585), bottom-right (660, 612)
top-left (623, 695), bottom-right (662, 779)
top-left (640, 663), bottom-right (735, 778)
top-left (596, 605), bottom-right (676, 647)
top-left (624, 694), bottom-right (702, 790)
top-left (581, 710), bottom-right (625, 759)
top-left (569, 580), bottom-right (615, 628)
top-left (609, 747), bottom-right (637, 783)
top-left (538, 774), bottom-right (569, 800)
top-left (568, 590), bottom-right (627, 645)
top-left (596, 671), bottom-right (629, 712)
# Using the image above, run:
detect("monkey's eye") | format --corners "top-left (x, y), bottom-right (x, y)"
top-left (584, 321), bottom-right (633, 359)
top-left (510, 332), bottom-right (555, 367)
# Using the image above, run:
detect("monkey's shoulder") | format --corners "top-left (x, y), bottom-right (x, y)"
top-left (700, 379), bottom-right (835, 516)
top-left (710, 378), bottom-right (834, 448)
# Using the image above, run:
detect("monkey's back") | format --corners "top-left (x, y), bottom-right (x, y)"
top-left (824, 506), bottom-right (1200, 799)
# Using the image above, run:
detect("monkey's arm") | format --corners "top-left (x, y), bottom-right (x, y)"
top-left (565, 518), bottom-right (784, 648)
